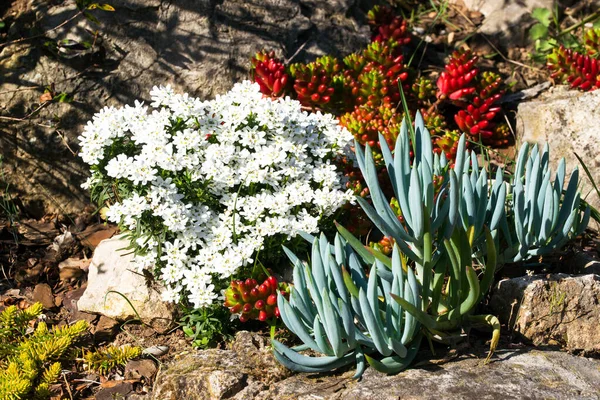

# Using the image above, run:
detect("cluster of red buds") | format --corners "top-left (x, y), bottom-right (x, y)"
top-left (547, 45), bottom-right (600, 91)
top-left (437, 50), bottom-right (509, 146)
top-left (224, 276), bottom-right (289, 322)
top-left (367, 5), bottom-right (411, 46)
top-left (250, 51), bottom-right (290, 98)
top-left (289, 57), bottom-right (341, 109)
top-left (436, 50), bottom-right (479, 100)
top-left (249, 8), bottom-right (511, 164)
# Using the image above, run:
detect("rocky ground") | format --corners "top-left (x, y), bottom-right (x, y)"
top-left (2, 0), bottom-right (600, 399)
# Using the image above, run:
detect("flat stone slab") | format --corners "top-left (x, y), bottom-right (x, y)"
top-left (152, 331), bottom-right (600, 399)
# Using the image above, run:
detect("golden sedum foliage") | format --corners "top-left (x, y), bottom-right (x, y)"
top-left (0, 302), bottom-right (88, 400)
top-left (84, 344), bottom-right (142, 375)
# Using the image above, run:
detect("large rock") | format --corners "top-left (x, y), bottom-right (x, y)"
top-left (454, 1), bottom-right (600, 47)
top-left (516, 86), bottom-right (600, 211)
top-left (77, 236), bottom-right (174, 326)
top-left (151, 331), bottom-right (290, 400)
top-left (490, 273), bottom-right (600, 354)
top-left (0, 0), bottom-right (370, 215)
top-left (452, 0), bottom-right (554, 46)
top-left (152, 331), bottom-right (600, 399)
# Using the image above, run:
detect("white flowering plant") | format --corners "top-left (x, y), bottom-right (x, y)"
top-left (79, 81), bottom-right (354, 309)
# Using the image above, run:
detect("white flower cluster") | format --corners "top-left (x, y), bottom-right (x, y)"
top-left (79, 81), bottom-right (354, 308)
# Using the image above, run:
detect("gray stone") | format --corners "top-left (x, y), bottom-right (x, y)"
top-left (152, 331), bottom-right (600, 399)
top-left (454, 0), bottom-right (600, 47)
top-left (0, 0), bottom-right (370, 215)
top-left (77, 236), bottom-right (175, 326)
top-left (490, 273), bottom-right (600, 354)
top-left (151, 331), bottom-right (289, 400)
top-left (452, 0), bottom-right (554, 46)
top-left (516, 85), bottom-right (600, 211)
top-left (125, 359), bottom-right (158, 381)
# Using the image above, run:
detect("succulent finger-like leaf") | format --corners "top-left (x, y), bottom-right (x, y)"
top-left (379, 132), bottom-right (397, 197)
top-left (335, 222), bottom-right (375, 265)
top-left (313, 315), bottom-right (334, 356)
top-left (489, 182), bottom-right (506, 231)
top-left (278, 295), bottom-right (321, 353)
top-left (377, 263), bottom-right (394, 282)
top-left (321, 287), bottom-right (344, 357)
top-left (401, 280), bottom-right (417, 344)
top-left (271, 340), bottom-right (350, 368)
top-left (338, 298), bottom-right (356, 348)
top-left (394, 155), bottom-right (412, 227)
top-left (421, 159), bottom-right (434, 213)
top-left (304, 264), bottom-right (325, 318)
top-left (409, 168), bottom-right (424, 239)
top-left (363, 144), bottom-right (408, 235)
top-left (459, 266), bottom-right (481, 316)
top-left (466, 314), bottom-right (500, 364)
top-left (356, 197), bottom-right (417, 253)
top-left (388, 337), bottom-right (408, 357)
top-left (311, 240), bottom-right (326, 294)
top-left (556, 169), bottom-right (580, 227)
top-left (443, 238), bottom-right (461, 304)
top-left (445, 170), bottom-right (459, 238)
top-left (515, 142), bottom-right (529, 182)
top-left (283, 245), bottom-right (302, 267)
top-left (272, 343), bottom-right (355, 373)
top-left (290, 288), bottom-right (315, 326)
top-left (390, 292), bottom-right (437, 331)
top-left (348, 253), bottom-right (368, 291)
top-left (453, 134), bottom-right (467, 179)
top-left (359, 288), bottom-right (392, 356)
top-left (353, 344), bottom-right (366, 379)
top-left (364, 334), bottom-right (422, 374)
top-left (342, 266), bottom-right (360, 298)
top-left (478, 227), bottom-right (497, 300)
top-left (328, 254), bottom-right (348, 303)
top-left (334, 234), bottom-right (346, 265)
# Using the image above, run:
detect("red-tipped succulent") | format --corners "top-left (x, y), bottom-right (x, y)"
top-left (340, 102), bottom-right (402, 154)
top-left (437, 50), bottom-right (479, 100)
top-left (289, 56), bottom-right (342, 109)
top-left (367, 5), bottom-right (411, 46)
top-left (251, 51), bottom-right (291, 98)
top-left (224, 276), bottom-right (289, 322)
top-left (547, 45), bottom-right (600, 91)
top-left (584, 28), bottom-right (600, 57)
top-left (437, 50), bottom-right (509, 146)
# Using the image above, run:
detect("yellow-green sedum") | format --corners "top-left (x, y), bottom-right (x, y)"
top-left (0, 303), bottom-right (88, 400)
top-left (84, 344), bottom-right (142, 375)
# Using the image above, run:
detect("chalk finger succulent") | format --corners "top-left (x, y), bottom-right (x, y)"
top-left (274, 233), bottom-right (422, 377)
top-left (338, 110), bottom-right (588, 354)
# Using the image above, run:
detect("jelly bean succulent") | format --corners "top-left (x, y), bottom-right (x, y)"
top-left (224, 276), bottom-right (288, 322)
top-left (250, 50), bottom-right (290, 97)
top-left (249, 6), bottom-right (511, 166)
top-left (546, 27), bottom-right (600, 91)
